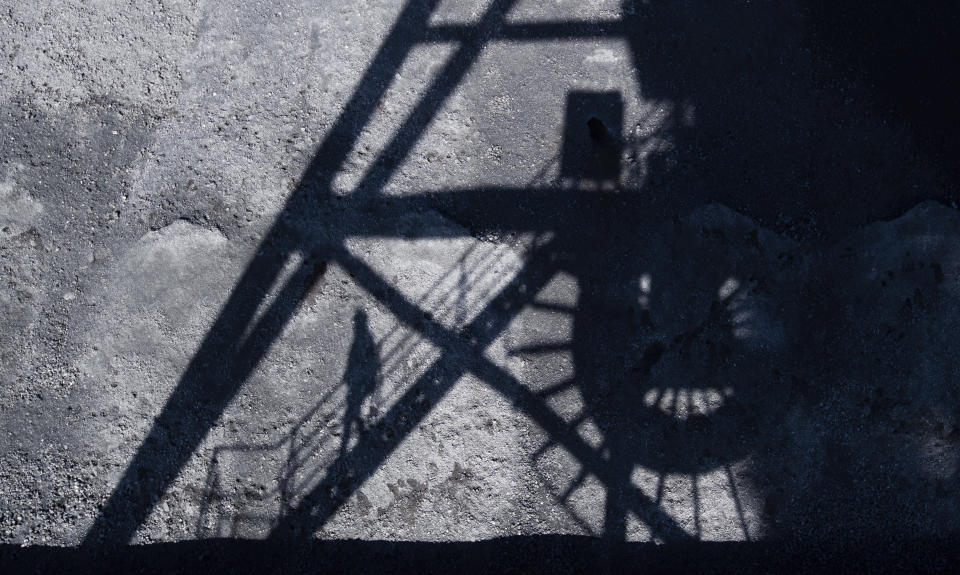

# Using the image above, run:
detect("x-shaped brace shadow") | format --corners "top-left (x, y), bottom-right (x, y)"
top-left (83, 0), bottom-right (690, 546)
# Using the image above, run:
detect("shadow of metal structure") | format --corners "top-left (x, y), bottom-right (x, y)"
top-left (83, 0), bottom-right (698, 545)
top-left (80, 0), bottom-right (960, 551)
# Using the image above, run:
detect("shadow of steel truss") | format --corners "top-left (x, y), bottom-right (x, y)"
top-left (84, 0), bottom-right (699, 546)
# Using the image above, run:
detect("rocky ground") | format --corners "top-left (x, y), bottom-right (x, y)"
top-left (0, 0), bottom-right (958, 566)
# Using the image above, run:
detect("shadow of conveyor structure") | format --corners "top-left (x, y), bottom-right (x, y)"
top-left (83, 0), bottom-right (960, 550)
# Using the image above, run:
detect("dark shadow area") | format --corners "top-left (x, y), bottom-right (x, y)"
top-left (804, 0), bottom-right (960, 180)
top-left (560, 92), bottom-right (623, 187)
top-left (617, 0), bottom-right (959, 238)
top-left (5, 538), bottom-right (958, 574)
top-left (69, 0), bottom-right (960, 561)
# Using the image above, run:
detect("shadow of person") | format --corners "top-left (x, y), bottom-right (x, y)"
top-left (340, 310), bottom-right (379, 461)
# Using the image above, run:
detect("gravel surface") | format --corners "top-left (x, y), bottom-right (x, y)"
top-left (1, 0), bottom-right (959, 567)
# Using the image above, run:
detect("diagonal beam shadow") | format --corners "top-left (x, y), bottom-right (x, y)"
top-left (83, 0), bottom-right (642, 547)
top-left (266, 240), bottom-right (559, 538)
top-left (269, 244), bottom-right (690, 541)
top-left (349, 0), bottom-right (521, 202)
top-left (83, 0), bottom-right (452, 546)
top-left (82, 244), bottom-right (326, 546)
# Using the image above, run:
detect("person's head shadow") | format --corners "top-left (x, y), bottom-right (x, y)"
top-left (353, 309), bottom-right (369, 335)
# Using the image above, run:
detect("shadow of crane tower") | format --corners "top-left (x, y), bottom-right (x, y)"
top-left (84, 1), bottom-right (769, 547)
